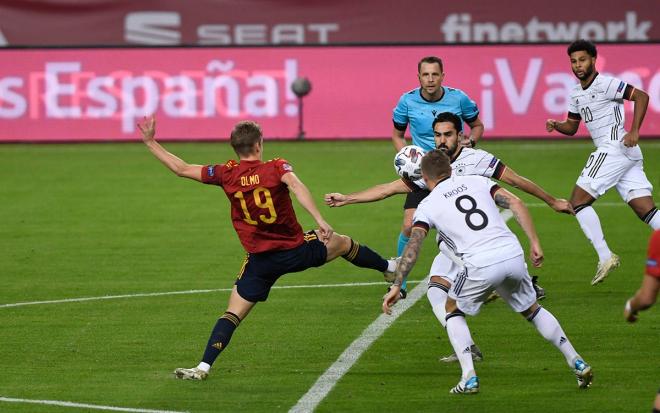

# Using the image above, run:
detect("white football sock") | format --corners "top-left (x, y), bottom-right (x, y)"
top-left (576, 206), bottom-right (612, 263)
top-left (387, 259), bottom-right (397, 273)
top-left (529, 307), bottom-right (579, 367)
top-left (446, 315), bottom-right (475, 379)
top-left (197, 362), bottom-right (211, 372)
top-left (427, 285), bottom-right (448, 328)
top-left (646, 208), bottom-right (660, 229)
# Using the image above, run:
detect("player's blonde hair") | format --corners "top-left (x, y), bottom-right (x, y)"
top-left (230, 121), bottom-right (263, 156)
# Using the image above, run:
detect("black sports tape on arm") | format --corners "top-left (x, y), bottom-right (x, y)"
top-left (623, 84), bottom-right (635, 100)
top-left (393, 121), bottom-right (408, 131)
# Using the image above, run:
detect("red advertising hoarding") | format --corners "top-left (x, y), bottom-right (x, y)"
top-left (0, 0), bottom-right (657, 46)
top-left (0, 45), bottom-right (658, 141)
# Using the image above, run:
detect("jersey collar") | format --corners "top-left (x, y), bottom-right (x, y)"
top-left (419, 86), bottom-right (445, 103)
top-left (450, 146), bottom-right (464, 162)
top-left (430, 174), bottom-right (452, 190)
top-left (238, 159), bottom-right (261, 165)
top-left (581, 72), bottom-right (599, 90)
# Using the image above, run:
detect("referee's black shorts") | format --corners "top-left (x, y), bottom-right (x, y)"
top-left (403, 187), bottom-right (430, 209)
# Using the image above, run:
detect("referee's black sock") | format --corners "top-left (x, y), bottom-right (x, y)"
top-left (201, 311), bottom-right (241, 366)
top-left (342, 239), bottom-right (388, 272)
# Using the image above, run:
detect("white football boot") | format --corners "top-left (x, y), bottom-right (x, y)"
top-left (174, 367), bottom-right (208, 380)
top-left (573, 359), bottom-right (593, 389)
top-left (591, 254), bottom-right (620, 285)
top-left (449, 374), bottom-right (479, 394)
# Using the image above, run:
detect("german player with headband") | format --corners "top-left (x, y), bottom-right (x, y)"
top-left (546, 39), bottom-right (659, 285)
top-left (390, 56), bottom-right (484, 297)
top-left (138, 117), bottom-right (398, 380)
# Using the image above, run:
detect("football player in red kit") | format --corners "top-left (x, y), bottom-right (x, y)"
top-left (623, 230), bottom-right (660, 413)
top-left (624, 230), bottom-right (660, 323)
top-left (138, 116), bottom-right (397, 380)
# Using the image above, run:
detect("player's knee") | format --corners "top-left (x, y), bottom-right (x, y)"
top-left (523, 303), bottom-right (541, 321)
top-left (444, 299), bottom-right (459, 314)
top-left (573, 203), bottom-right (592, 214)
top-left (333, 234), bottom-right (352, 255)
top-left (639, 206), bottom-right (658, 223)
top-left (429, 276), bottom-right (450, 291)
top-left (445, 308), bottom-right (464, 322)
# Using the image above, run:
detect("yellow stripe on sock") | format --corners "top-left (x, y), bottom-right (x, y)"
top-left (221, 312), bottom-right (241, 326)
top-left (347, 242), bottom-right (360, 261)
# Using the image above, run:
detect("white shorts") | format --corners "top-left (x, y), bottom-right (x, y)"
top-left (448, 255), bottom-right (536, 316)
top-left (428, 252), bottom-right (461, 283)
top-left (576, 151), bottom-right (653, 202)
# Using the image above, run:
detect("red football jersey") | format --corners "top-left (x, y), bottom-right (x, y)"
top-left (202, 158), bottom-right (304, 253)
top-left (646, 230), bottom-right (660, 278)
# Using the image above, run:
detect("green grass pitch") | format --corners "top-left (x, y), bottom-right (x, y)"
top-left (0, 139), bottom-right (658, 412)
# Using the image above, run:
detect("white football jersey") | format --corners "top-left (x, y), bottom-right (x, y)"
top-left (413, 175), bottom-right (523, 268)
top-left (451, 147), bottom-right (502, 178)
top-left (568, 73), bottom-right (642, 160)
top-left (410, 147), bottom-right (502, 190)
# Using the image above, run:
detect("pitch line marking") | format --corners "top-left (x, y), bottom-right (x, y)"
top-left (288, 276), bottom-right (430, 413)
top-left (525, 201), bottom-right (623, 208)
top-left (0, 202), bottom-right (629, 310)
top-left (0, 280), bottom-right (422, 309)
top-left (289, 208), bottom-right (516, 412)
top-left (0, 396), bottom-right (188, 413)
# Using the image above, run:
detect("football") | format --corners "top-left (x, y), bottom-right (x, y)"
top-left (394, 145), bottom-right (425, 181)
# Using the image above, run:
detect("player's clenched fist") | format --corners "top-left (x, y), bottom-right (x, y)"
top-left (324, 193), bottom-right (347, 207)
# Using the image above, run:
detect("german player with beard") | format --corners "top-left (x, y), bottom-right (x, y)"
top-left (389, 57), bottom-right (484, 297)
top-left (383, 150), bottom-right (593, 394)
top-left (546, 39), bottom-right (659, 285)
top-left (326, 112), bottom-right (572, 362)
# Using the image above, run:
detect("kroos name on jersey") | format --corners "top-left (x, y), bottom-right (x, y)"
top-left (443, 184), bottom-right (469, 199)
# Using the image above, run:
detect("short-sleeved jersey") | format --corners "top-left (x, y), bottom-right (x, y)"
top-left (413, 175), bottom-right (523, 268)
top-left (202, 158), bottom-right (304, 253)
top-left (392, 86), bottom-right (479, 151)
top-left (404, 147), bottom-right (506, 190)
top-left (568, 73), bottom-right (642, 160)
top-left (646, 230), bottom-right (660, 278)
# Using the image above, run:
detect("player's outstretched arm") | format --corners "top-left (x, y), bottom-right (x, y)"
top-left (546, 117), bottom-right (579, 136)
top-left (383, 226), bottom-right (427, 314)
top-left (623, 88), bottom-right (649, 148)
top-left (282, 172), bottom-right (333, 242)
top-left (493, 187), bottom-right (544, 267)
top-left (138, 116), bottom-right (204, 182)
top-left (325, 179), bottom-right (411, 207)
top-left (498, 167), bottom-right (574, 215)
